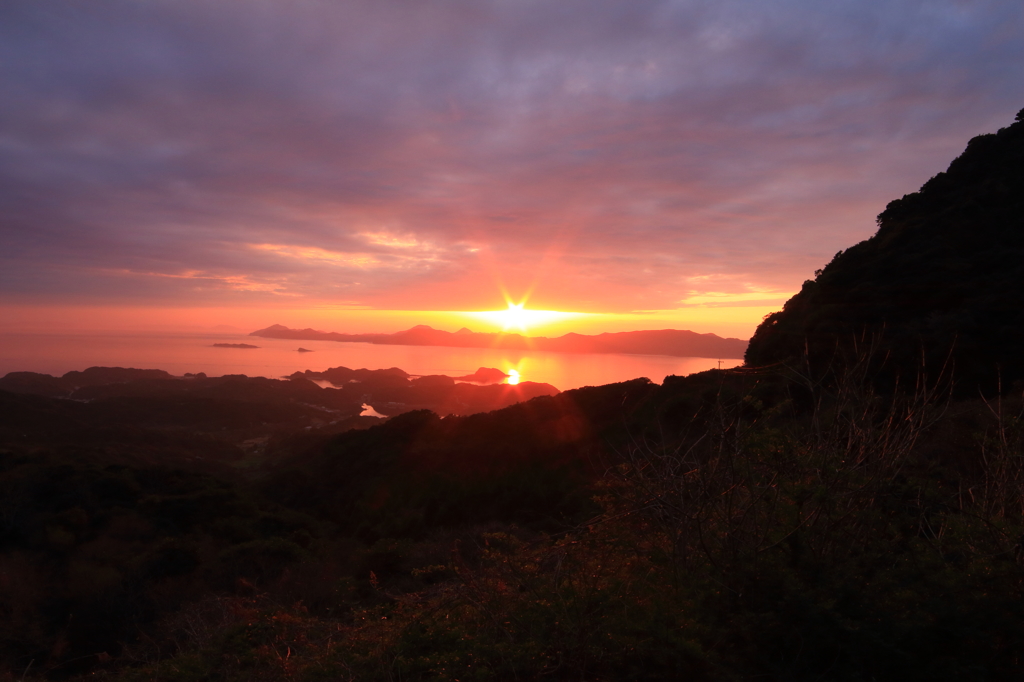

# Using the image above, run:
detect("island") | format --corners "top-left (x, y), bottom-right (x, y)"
top-left (453, 367), bottom-right (509, 383)
top-left (251, 324), bottom-right (748, 359)
top-left (212, 343), bottom-right (260, 349)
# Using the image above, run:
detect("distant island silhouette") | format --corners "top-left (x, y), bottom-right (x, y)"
top-left (452, 367), bottom-right (509, 383)
top-left (251, 324), bottom-right (747, 359)
top-left (0, 364), bottom-right (556, 419)
top-left (212, 343), bottom-right (259, 349)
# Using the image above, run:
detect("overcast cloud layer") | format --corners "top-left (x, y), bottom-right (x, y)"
top-left (2, 0), bottom-right (1022, 317)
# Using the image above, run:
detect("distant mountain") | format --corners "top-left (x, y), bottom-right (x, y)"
top-left (745, 108), bottom-right (1024, 394)
top-left (251, 323), bottom-right (748, 359)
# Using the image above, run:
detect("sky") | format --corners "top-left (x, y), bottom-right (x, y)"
top-left (1, 0), bottom-right (1022, 338)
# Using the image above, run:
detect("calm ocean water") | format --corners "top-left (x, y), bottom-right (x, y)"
top-left (0, 331), bottom-right (743, 392)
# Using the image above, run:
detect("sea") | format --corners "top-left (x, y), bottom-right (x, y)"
top-left (0, 331), bottom-right (744, 392)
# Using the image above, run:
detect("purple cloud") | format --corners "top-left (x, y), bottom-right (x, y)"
top-left (1, 0), bottom-right (1022, 313)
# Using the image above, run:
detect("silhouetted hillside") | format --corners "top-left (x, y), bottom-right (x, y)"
top-left (4, 357), bottom-right (1024, 679)
top-left (746, 108), bottom-right (1024, 394)
top-left (264, 378), bottom-right (657, 539)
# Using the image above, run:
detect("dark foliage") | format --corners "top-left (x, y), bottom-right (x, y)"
top-left (1, 361), bottom-right (1024, 679)
top-left (0, 447), bottom-right (325, 677)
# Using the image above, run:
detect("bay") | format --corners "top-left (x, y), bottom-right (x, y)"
top-left (0, 331), bottom-right (743, 391)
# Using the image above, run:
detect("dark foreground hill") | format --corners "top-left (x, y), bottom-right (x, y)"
top-left (746, 108), bottom-right (1024, 394)
top-left (3, 355), bottom-right (1024, 680)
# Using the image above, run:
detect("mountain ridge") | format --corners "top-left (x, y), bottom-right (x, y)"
top-left (250, 323), bottom-right (748, 359)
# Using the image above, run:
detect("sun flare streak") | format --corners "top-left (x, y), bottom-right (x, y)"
top-left (468, 302), bottom-right (587, 334)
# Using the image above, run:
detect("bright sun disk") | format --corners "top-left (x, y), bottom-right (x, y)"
top-left (469, 302), bottom-right (586, 334)
top-left (499, 303), bottom-right (529, 332)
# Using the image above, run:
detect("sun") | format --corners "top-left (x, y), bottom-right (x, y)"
top-left (496, 302), bottom-right (530, 332)
top-left (468, 301), bottom-right (588, 334)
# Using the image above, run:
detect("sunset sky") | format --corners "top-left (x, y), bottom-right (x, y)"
top-left (2, 1), bottom-right (1022, 338)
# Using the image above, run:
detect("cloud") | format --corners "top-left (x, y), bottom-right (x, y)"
top-left (1, 0), bottom-right (1022, 316)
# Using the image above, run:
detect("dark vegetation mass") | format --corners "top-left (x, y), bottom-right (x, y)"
top-left (3, 111), bottom-right (1024, 680)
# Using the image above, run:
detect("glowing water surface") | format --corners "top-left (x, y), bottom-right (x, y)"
top-left (0, 331), bottom-right (743, 391)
